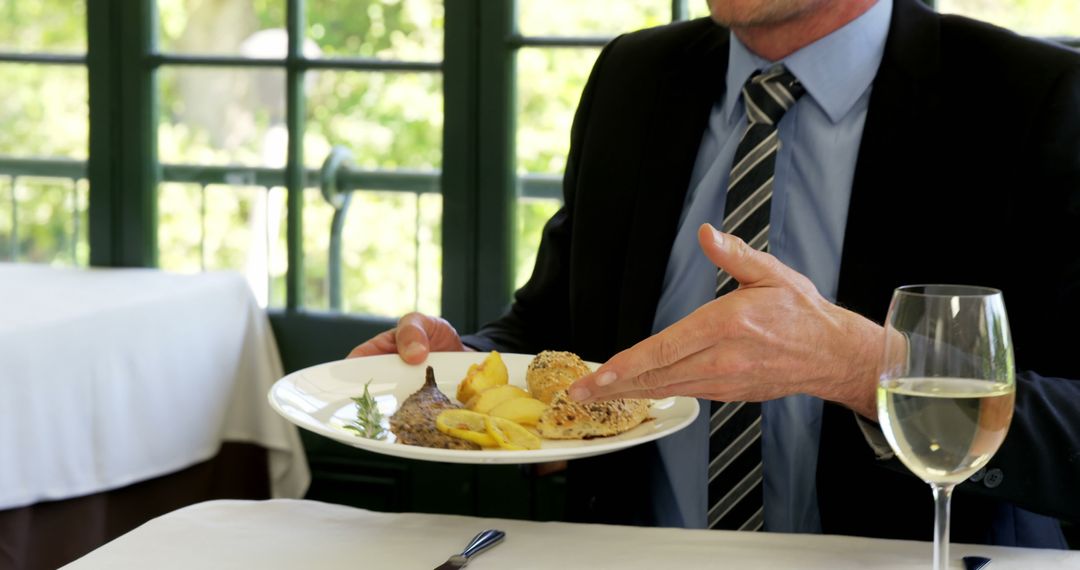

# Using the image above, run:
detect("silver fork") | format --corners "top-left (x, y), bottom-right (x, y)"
top-left (433, 529), bottom-right (506, 569)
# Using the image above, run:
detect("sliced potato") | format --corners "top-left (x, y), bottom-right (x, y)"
top-left (456, 351), bottom-right (509, 404)
top-left (489, 397), bottom-right (548, 426)
top-left (467, 385), bottom-right (530, 414)
top-left (485, 416), bottom-right (542, 450)
top-left (435, 409), bottom-right (497, 447)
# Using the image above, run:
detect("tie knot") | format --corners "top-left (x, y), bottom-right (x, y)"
top-left (741, 65), bottom-right (805, 126)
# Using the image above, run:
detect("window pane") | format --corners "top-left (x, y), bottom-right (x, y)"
top-left (302, 188), bottom-right (333, 311)
top-left (158, 181), bottom-right (287, 308)
top-left (302, 188), bottom-right (441, 316)
top-left (689, 2), bottom-right (713, 19)
top-left (1, 177), bottom-right (84, 265)
top-left (515, 197), bottom-right (560, 290)
top-left (518, 0), bottom-right (671, 36)
top-left (157, 0), bottom-right (287, 57)
top-left (515, 47), bottom-right (598, 292)
top-left (158, 66), bottom-right (288, 167)
top-left (157, 182), bottom-right (201, 273)
top-left (267, 186), bottom-right (288, 308)
top-left (0, 177), bottom-right (9, 261)
top-left (0, 64), bottom-right (87, 159)
top-left (0, 0), bottom-right (86, 53)
top-left (937, 0), bottom-right (1080, 37)
top-left (305, 70), bottom-right (443, 170)
top-left (516, 48), bottom-right (600, 174)
top-left (307, 0), bottom-right (443, 61)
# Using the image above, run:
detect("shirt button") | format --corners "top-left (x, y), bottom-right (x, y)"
top-left (983, 468), bottom-right (1004, 489)
top-left (969, 468), bottom-right (987, 483)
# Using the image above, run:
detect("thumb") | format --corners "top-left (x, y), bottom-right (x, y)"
top-left (395, 312), bottom-right (467, 364)
top-left (697, 223), bottom-right (789, 289)
top-left (395, 312), bottom-right (437, 364)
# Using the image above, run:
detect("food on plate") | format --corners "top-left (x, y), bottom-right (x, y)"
top-left (488, 397), bottom-right (548, 426)
top-left (537, 390), bottom-right (651, 439)
top-left (465, 384), bottom-right (531, 414)
top-left (525, 350), bottom-right (592, 405)
top-left (435, 409), bottom-right (542, 450)
top-left (435, 409), bottom-right (498, 447)
top-left (344, 379), bottom-right (387, 440)
top-left (390, 366), bottom-right (480, 450)
top-left (456, 350), bottom-right (509, 404)
top-left (485, 415), bottom-right (542, 450)
top-left (524, 350), bottom-right (651, 439)
top-left (386, 350), bottom-right (650, 451)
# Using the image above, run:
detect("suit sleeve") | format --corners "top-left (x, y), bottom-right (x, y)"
top-left (958, 62), bottom-right (1080, 523)
top-left (858, 63), bottom-right (1080, 524)
top-left (461, 37), bottom-right (621, 353)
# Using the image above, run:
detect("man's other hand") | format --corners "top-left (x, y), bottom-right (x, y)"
top-left (347, 312), bottom-right (473, 364)
top-left (568, 223), bottom-right (883, 419)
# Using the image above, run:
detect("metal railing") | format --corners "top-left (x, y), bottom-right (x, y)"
top-left (0, 156), bottom-right (562, 310)
top-left (0, 158), bottom-right (87, 264)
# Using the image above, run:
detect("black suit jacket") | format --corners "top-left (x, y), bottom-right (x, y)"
top-left (464, 0), bottom-right (1080, 545)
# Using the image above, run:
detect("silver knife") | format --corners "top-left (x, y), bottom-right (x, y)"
top-left (433, 529), bottom-right (506, 569)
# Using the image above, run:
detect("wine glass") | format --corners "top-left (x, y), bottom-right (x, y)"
top-left (877, 285), bottom-right (1015, 570)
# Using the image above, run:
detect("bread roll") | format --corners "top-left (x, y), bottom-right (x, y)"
top-left (537, 389), bottom-right (651, 439)
top-left (527, 350), bottom-right (651, 439)
top-left (526, 350), bottom-right (591, 405)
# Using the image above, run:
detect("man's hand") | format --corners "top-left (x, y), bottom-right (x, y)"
top-left (347, 312), bottom-right (473, 364)
top-left (568, 223), bottom-right (883, 419)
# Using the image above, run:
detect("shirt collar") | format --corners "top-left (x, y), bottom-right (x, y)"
top-left (722, 0), bottom-right (893, 125)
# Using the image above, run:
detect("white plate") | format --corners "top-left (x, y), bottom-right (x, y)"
top-left (268, 352), bottom-right (699, 464)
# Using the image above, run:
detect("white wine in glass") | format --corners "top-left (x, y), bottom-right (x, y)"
top-left (877, 285), bottom-right (1015, 570)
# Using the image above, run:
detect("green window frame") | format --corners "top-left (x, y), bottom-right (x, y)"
top-left (1, 0), bottom-right (1075, 347)
top-left (0, 1), bottom-right (700, 346)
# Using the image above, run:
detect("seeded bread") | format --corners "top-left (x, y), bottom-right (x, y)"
top-left (526, 350), bottom-right (650, 439)
top-left (526, 350), bottom-right (592, 405)
top-left (536, 389), bottom-right (650, 439)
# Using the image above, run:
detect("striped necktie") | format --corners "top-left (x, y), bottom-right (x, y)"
top-left (708, 65), bottom-right (805, 531)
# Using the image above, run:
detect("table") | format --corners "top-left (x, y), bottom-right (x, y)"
top-left (0, 263), bottom-right (309, 510)
top-left (64, 499), bottom-right (1080, 569)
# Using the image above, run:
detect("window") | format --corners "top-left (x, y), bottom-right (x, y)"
top-left (936, 0), bottom-right (1080, 40)
top-left (1, 0), bottom-right (1073, 336)
top-left (513, 1), bottom-right (710, 288)
top-left (154, 0), bottom-right (443, 314)
top-left (0, 0), bottom-right (88, 266)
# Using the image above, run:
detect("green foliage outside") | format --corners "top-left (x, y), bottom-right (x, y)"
top-left (1, 0), bottom-right (1077, 316)
top-left (0, 0), bottom-right (88, 266)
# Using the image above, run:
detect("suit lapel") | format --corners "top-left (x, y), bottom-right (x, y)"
top-left (820, 0), bottom-right (945, 533)
top-left (615, 26), bottom-right (730, 350)
top-left (836, 0), bottom-right (942, 323)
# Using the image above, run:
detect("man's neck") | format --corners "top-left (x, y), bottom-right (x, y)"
top-left (732, 0), bottom-right (879, 61)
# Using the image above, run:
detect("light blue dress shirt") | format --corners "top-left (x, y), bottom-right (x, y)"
top-left (651, 0), bottom-right (893, 532)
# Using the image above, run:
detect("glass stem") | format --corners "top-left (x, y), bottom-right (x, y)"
top-left (932, 483), bottom-right (955, 570)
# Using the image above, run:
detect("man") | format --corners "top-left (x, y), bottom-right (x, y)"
top-left (351, 0), bottom-right (1080, 547)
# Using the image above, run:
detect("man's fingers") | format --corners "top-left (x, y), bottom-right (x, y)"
top-left (570, 325), bottom-right (726, 402)
top-left (610, 381), bottom-right (756, 402)
top-left (347, 329), bottom-right (398, 359)
top-left (697, 223), bottom-right (790, 290)
top-left (348, 312), bottom-right (467, 363)
top-left (395, 312), bottom-right (433, 364)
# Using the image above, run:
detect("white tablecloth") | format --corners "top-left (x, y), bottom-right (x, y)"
top-left (63, 499), bottom-right (1080, 569)
top-left (0, 264), bottom-right (309, 509)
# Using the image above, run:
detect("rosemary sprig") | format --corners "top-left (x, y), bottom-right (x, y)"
top-left (343, 380), bottom-right (387, 440)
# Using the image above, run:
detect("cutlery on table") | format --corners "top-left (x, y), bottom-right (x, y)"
top-left (433, 529), bottom-right (506, 569)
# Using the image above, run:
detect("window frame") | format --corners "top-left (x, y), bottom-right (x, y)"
top-left (1, 0), bottom-right (1075, 346)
